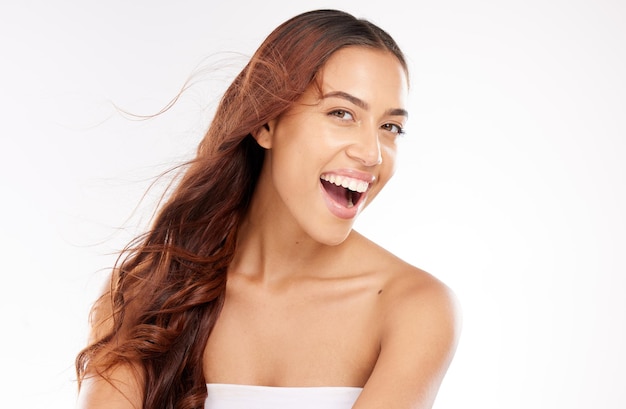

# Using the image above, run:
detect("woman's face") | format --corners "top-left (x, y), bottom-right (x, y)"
top-left (254, 46), bottom-right (409, 245)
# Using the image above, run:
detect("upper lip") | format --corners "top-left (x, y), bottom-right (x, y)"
top-left (320, 169), bottom-right (376, 184)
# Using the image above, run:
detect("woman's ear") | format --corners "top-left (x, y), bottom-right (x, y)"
top-left (251, 121), bottom-right (274, 149)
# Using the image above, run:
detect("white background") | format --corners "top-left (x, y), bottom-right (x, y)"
top-left (1, 1), bottom-right (625, 408)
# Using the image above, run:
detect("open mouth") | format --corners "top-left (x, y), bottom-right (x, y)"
top-left (320, 174), bottom-right (369, 208)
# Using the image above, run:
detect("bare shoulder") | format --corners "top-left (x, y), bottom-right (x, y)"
top-left (350, 233), bottom-right (462, 408)
top-left (77, 364), bottom-right (143, 409)
top-left (378, 251), bottom-right (460, 343)
top-left (78, 274), bottom-right (144, 409)
top-left (353, 231), bottom-right (460, 313)
top-left (380, 257), bottom-right (460, 331)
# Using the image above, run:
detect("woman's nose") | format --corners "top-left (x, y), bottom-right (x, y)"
top-left (345, 128), bottom-right (382, 167)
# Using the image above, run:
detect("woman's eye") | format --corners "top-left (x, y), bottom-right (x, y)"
top-left (329, 110), bottom-right (354, 120)
top-left (381, 123), bottom-right (405, 135)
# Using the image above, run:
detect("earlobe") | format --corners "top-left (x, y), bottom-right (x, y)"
top-left (252, 121), bottom-right (274, 149)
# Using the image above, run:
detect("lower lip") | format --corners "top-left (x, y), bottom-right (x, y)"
top-left (319, 182), bottom-right (364, 220)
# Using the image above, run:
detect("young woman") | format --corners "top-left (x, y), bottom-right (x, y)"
top-left (76, 9), bottom-right (460, 409)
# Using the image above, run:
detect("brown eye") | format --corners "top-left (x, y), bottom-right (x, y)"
top-left (329, 110), bottom-right (354, 120)
top-left (381, 123), bottom-right (404, 135)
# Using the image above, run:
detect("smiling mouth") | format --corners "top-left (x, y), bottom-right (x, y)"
top-left (320, 174), bottom-right (370, 208)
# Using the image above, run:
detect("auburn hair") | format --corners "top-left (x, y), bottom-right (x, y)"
top-left (76, 9), bottom-right (407, 409)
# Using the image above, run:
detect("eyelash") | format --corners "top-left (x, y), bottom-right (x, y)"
top-left (328, 109), bottom-right (353, 120)
top-left (382, 123), bottom-right (405, 135)
top-left (328, 110), bottom-right (405, 136)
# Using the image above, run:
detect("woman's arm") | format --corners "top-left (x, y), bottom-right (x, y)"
top-left (76, 365), bottom-right (143, 409)
top-left (354, 272), bottom-right (461, 409)
top-left (77, 276), bottom-right (144, 409)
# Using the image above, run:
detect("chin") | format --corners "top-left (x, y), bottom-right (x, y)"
top-left (310, 225), bottom-right (354, 247)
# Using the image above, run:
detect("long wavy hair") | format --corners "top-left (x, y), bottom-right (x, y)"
top-left (76, 9), bottom-right (408, 409)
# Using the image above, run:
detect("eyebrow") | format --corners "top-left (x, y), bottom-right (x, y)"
top-left (322, 91), bottom-right (409, 118)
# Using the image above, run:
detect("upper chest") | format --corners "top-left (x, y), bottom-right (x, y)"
top-left (203, 274), bottom-right (385, 386)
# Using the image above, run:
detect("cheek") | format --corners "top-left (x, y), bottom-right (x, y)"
top-left (268, 139), bottom-right (320, 199)
top-left (271, 129), bottom-right (326, 175)
top-left (272, 141), bottom-right (311, 174)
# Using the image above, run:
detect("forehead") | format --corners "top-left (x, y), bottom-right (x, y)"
top-left (314, 46), bottom-right (408, 106)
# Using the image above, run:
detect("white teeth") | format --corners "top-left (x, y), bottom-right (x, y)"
top-left (321, 174), bottom-right (369, 193)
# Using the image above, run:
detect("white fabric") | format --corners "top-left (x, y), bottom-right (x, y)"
top-left (205, 383), bottom-right (362, 409)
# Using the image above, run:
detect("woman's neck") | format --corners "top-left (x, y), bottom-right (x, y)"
top-left (230, 213), bottom-right (347, 285)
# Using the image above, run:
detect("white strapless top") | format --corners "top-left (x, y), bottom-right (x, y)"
top-left (205, 383), bottom-right (363, 408)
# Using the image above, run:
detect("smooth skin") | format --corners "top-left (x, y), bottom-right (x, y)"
top-left (78, 47), bottom-right (461, 409)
